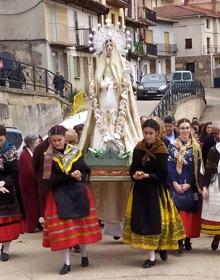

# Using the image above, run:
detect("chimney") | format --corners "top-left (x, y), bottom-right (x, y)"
top-left (212, 0), bottom-right (216, 14)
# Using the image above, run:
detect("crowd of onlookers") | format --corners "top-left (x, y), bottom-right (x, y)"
top-left (0, 114), bottom-right (220, 273)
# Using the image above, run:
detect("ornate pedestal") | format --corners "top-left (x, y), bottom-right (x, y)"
top-left (84, 151), bottom-right (131, 222)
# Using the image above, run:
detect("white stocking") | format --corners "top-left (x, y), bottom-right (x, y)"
top-left (2, 241), bottom-right (10, 254)
top-left (79, 244), bottom-right (87, 257)
top-left (148, 250), bottom-right (155, 261)
top-left (63, 248), bottom-right (70, 265)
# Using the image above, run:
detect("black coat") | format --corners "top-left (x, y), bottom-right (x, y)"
top-left (48, 154), bottom-right (91, 219)
top-left (130, 148), bottom-right (168, 235)
top-left (0, 144), bottom-right (21, 217)
top-left (202, 135), bottom-right (216, 165)
top-left (204, 145), bottom-right (220, 187)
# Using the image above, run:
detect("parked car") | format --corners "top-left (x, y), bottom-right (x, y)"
top-left (0, 52), bottom-right (26, 89)
top-left (171, 70), bottom-right (193, 82)
top-left (5, 127), bottom-right (25, 157)
top-left (171, 70), bottom-right (196, 94)
top-left (136, 74), bottom-right (169, 100)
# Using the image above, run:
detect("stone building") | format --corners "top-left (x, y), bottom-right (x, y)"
top-left (0, 0), bottom-right (108, 92)
top-left (154, 3), bottom-right (220, 87)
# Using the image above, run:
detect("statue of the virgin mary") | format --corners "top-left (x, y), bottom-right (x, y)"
top-left (79, 21), bottom-right (142, 238)
top-left (80, 21), bottom-right (142, 156)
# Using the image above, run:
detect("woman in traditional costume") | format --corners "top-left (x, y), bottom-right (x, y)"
top-left (168, 118), bottom-right (204, 252)
top-left (201, 139), bottom-right (220, 251)
top-left (42, 125), bottom-right (102, 274)
top-left (123, 119), bottom-right (184, 268)
top-left (0, 125), bottom-right (24, 261)
top-left (19, 134), bottom-right (42, 233)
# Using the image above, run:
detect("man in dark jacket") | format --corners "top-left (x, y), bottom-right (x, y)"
top-left (164, 115), bottom-right (179, 144)
top-left (53, 72), bottom-right (65, 96)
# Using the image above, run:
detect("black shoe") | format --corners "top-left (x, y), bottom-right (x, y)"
top-left (159, 250), bottom-right (168, 261)
top-left (81, 257), bottom-right (89, 267)
top-left (73, 245), bottom-right (81, 253)
top-left (113, 236), bottom-right (120, 240)
top-left (59, 264), bottom-right (71, 275)
top-left (211, 237), bottom-right (220, 251)
top-left (37, 222), bottom-right (43, 231)
top-left (184, 238), bottom-right (192, 251)
top-left (1, 245), bottom-right (9, 262)
top-left (178, 240), bottom-right (184, 254)
top-left (142, 259), bottom-right (156, 268)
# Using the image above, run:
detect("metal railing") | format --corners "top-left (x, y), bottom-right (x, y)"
top-left (75, 28), bottom-right (91, 48)
top-left (132, 41), bottom-right (157, 56)
top-left (138, 7), bottom-right (156, 22)
top-left (0, 55), bottom-right (73, 101)
top-left (203, 45), bottom-right (220, 54)
top-left (150, 81), bottom-right (205, 119)
top-left (157, 43), bottom-right (178, 56)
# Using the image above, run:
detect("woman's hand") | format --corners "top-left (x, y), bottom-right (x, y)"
top-left (173, 181), bottom-right (184, 193)
top-left (181, 183), bottom-right (191, 192)
top-left (0, 181), bottom-right (9, 193)
top-left (202, 187), bottom-right (209, 200)
top-left (70, 170), bottom-right (82, 181)
top-left (133, 171), bottom-right (149, 180)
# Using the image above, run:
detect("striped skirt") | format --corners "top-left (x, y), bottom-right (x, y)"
top-left (123, 188), bottom-right (185, 250)
top-left (43, 187), bottom-right (102, 251)
top-left (0, 216), bottom-right (24, 242)
top-left (201, 220), bottom-right (220, 235)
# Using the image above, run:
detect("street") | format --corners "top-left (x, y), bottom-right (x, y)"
top-left (0, 233), bottom-right (219, 280)
top-left (200, 88), bottom-right (220, 122)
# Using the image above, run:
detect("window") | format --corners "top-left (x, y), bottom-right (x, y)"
top-left (111, 13), bottom-right (115, 25)
top-left (73, 57), bottom-right (80, 79)
top-left (98, 15), bottom-right (101, 24)
top-left (185, 38), bottom-right (192, 49)
top-left (183, 72), bottom-right (192, 80)
top-left (146, 30), bottom-right (153, 43)
top-left (206, 19), bottom-right (210, 29)
top-left (118, 16), bottom-right (122, 26)
top-left (207, 37), bottom-right (210, 54)
top-left (88, 16), bottom-right (93, 29)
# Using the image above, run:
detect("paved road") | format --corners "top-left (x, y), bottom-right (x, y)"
top-left (200, 88), bottom-right (220, 122)
top-left (136, 99), bottom-right (160, 118)
top-left (0, 233), bottom-right (219, 280)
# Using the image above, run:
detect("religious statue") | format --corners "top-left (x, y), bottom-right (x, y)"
top-left (79, 20), bottom-right (142, 238)
top-left (80, 20), bottom-right (142, 156)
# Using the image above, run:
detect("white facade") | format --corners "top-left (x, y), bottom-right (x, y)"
top-left (149, 20), bottom-right (176, 75)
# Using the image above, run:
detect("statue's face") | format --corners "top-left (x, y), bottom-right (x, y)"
top-left (105, 41), bottom-right (113, 57)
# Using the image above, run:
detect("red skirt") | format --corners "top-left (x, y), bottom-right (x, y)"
top-left (0, 216), bottom-right (24, 242)
top-left (179, 211), bottom-right (201, 238)
top-left (43, 188), bottom-right (102, 251)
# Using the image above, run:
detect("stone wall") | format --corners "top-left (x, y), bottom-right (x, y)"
top-left (175, 55), bottom-right (211, 88)
top-left (0, 88), bottom-right (70, 137)
top-left (174, 94), bottom-right (206, 121)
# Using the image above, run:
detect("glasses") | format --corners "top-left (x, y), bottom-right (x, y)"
top-left (179, 126), bottom-right (191, 130)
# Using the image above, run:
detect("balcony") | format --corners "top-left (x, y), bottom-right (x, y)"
top-left (138, 7), bottom-right (157, 26)
top-left (106, 0), bottom-right (130, 8)
top-left (48, 23), bottom-right (74, 47)
top-left (74, 28), bottom-right (91, 51)
top-left (203, 45), bottom-right (220, 55)
top-left (157, 43), bottom-right (178, 56)
top-left (130, 42), bottom-right (157, 57)
top-left (61, 0), bottom-right (109, 15)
